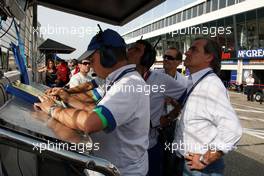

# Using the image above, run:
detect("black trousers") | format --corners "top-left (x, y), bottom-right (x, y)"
top-left (162, 153), bottom-right (184, 176)
top-left (247, 86), bottom-right (254, 101)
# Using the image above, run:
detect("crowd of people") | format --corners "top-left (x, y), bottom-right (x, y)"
top-left (35, 28), bottom-right (242, 176)
top-left (38, 57), bottom-right (96, 88)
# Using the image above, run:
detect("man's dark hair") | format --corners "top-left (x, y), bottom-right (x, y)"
top-left (194, 37), bottom-right (221, 75)
top-left (71, 59), bottom-right (78, 66)
top-left (168, 47), bottom-right (182, 61)
top-left (136, 40), bottom-right (156, 69)
top-left (78, 58), bottom-right (89, 64)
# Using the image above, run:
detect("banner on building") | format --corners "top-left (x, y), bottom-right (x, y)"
top-left (237, 49), bottom-right (264, 59)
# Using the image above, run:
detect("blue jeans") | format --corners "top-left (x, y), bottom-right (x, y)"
top-left (183, 158), bottom-right (224, 176)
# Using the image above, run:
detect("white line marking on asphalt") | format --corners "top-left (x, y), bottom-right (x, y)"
top-left (235, 108), bottom-right (264, 114)
top-left (245, 131), bottom-right (264, 135)
top-left (240, 116), bottom-right (264, 122)
top-left (244, 129), bottom-right (264, 134)
top-left (243, 128), bottom-right (264, 140)
top-left (232, 103), bottom-right (264, 111)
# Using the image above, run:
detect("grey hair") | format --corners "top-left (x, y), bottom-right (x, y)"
top-left (194, 37), bottom-right (221, 75)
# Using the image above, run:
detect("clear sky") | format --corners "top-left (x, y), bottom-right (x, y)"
top-left (38, 0), bottom-right (195, 60)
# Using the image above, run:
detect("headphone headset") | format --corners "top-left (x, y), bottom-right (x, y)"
top-left (98, 44), bottom-right (117, 68)
top-left (95, 25), bottom-right (118, 68)
top-left (137, 40), bottom-right (157, 69)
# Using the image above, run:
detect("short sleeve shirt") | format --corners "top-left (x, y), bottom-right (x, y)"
top-left (69, 72), bottom-right (93, 88)
top-left (147, 71), bottom-right (187, 148)
top-left (90, 64), bottom-right (150, 175)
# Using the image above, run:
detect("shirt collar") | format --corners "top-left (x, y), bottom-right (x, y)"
top-left (190, 67), bottom-right (213, 85)
top-left (106, 64), bottom-right (136, 84)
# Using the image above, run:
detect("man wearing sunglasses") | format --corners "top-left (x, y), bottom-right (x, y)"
top-left (162, 47), bottom-right (186, 84)
top-left (128, 40), bottom-right (187, 176)
top-left (68, 58), bottom-right (93, 88)
top-left (158, 47), bottom-right (188, 176)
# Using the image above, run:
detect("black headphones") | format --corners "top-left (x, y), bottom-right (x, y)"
top-left (136, 40), bottom-right (157, 69)
top-left (95, 31), bottom-right (117, 68)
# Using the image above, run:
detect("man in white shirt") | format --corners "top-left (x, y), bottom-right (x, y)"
top-left (127, 40), bottom-right (187, 176)
top-left (173, 38), bottom-right (242, 176)
top-left (158, 47), bottom-right (188, 176)
top-left (35, 29), bottom-right (150, 175)
top-left (246, 74), bottom-right (255, 101)
top-left (162, 47), bottom-right (186, 85)
top-left (158, 47), bottom-right (188, 129)
top-left (69, 58), bottom-right (93, 88)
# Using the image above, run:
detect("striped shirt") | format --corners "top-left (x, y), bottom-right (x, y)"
top-left (174, 68), bottom-right (242, 156)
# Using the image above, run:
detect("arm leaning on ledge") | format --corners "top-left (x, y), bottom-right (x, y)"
top-left (34, 95), bottom-right (104, 133)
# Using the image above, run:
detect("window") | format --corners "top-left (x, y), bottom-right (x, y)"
top-left (227, 0), bottom-right (235, 6)
top-left (206, 0), bottom-right (211, 13)
top-left (225, 17), bottom-right (235, 57)
top-left (219, 0), bottom-right (226, 9)
top-left (182, 10), bottom-right (186, 21)
top-left (212, 0), bottom-right (218, 11)
top-left (165, 17), bottom-right (168, 26)
top-left (161, 19), bottom-right (164, 28)
top-left (246, 10), bottom-right (258, 49)
top-left (177, 13), bottom-right (182, 22)
top-left (148, 25), bottom-right (151, 33)
top-left (158, 21), bottom-right (161, 29)
top-left (257, 8), bottom-right (264, 48)
top-left (187, 8), bottom-right (192, 19)
top-left (236, 13), bottom-right (247, 49)
top-left (169, 16), bottom-right (173, 25)
top-left (172, 14), bottom-right (177, 24)
top-left (154, 22), bottom-right (158, 30)
top-left (193, 6), bottom-right (198, 18)
top-left (168, 16), bottom-right (171, 25)
top-left (198, 3), bottom-right (204, 16)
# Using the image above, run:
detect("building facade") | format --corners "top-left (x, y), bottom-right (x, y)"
top-left (123, 0), bottom-right (264, 86)
top-left (0, 6), bottom-right (43, 72)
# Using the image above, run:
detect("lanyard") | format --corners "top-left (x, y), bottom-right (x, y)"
top-left (106, 67), bottom-right (136, 91)
top-left (143, 70), bottom-right (152, 81)
top-left (96, 67), bottom-right (136, 105)
top-left (174, 73), bottom-right (177, 80)
top-left (181, 70), bottom-right (214, 106)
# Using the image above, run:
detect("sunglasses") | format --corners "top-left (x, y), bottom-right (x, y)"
top-left (82, 62), bottom-right (90, 65)
top-left (163, 55), bottom-right (177, 61)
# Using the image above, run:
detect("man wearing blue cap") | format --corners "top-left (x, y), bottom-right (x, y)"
top-left (35, 29), bottom-right (150, 175)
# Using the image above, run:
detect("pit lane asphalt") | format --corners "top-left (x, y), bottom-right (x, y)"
top-left (224, 91), bottom-right (264, 176)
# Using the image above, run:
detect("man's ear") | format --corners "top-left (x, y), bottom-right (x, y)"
top-left (205, 53), bottom-right (214, 64)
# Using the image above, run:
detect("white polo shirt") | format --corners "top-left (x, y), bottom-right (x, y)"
top-left (90, 64), bottom-right (150, 176)
top-left (147, 71), bottom-right (187, 148)
top-left (246, 77), bottom-right (255, 86)
top-left (157, 69), bottom-right (188, 87)
top-left (157, 69), bottom-right (188, 113)
top-left (69, 72), bottom-right (93, 88)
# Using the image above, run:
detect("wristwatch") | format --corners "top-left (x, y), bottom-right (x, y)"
top-left (199, 155), bottom-right (207, 165)
top-left (48, 105), bottom-right (58, 118)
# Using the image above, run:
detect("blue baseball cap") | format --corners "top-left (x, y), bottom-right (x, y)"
top-left (78, 29), bottom-right (126, 61)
